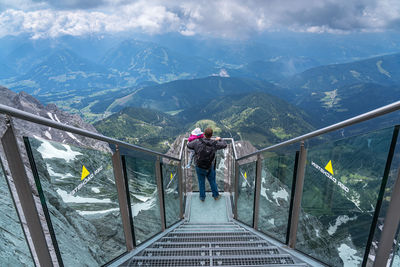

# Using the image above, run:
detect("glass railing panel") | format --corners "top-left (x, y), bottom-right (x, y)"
top-left (257, 151), bottom-right (296, 243)
top-left (296, 127), bottom-right (395, 267)
top-left (0, 159), bottom-right (34, 266)
top-left (366, 126), bottom-right (400, 265)
top-left (184, 146), bottom-right (199, 192)
top-left (124, 154), bottom-right (162, 245)
top-left (215, 148), bottom-right (228, 191)
top-left (24, 137), bottom-right (125, 266)
top-left (237, 160), bottom-right (256, 227)
top-left (162, 158), bottom-right (180, 227)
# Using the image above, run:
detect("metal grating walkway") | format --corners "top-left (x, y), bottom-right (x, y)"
top-left (119, 222), bottom-right (309, 266)
top-left (116, 193), bottom-right (316, 266)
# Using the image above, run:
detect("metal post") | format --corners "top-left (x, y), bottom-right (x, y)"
top-left (288, 141), bottom-right (307, 248)
top-left (363, 125), bottom-right (399, 266)
top-left (112, 147), bottom-right (134, 251)
top-left (178, 160), bottom-right (184, 219)
top-left (286, 151), bottom-right (299, 245)
top-left (183, 140), bottom-right (188, 195)
top-left (1, 121), bottom-right (53, 266)
top-left (234, 161), bottom-right (239, 219)
top-left (253, 153), bottom-right (262, 229)
top-left (374, 168), bottom-right (400, 267)
top-left (227, 144), bottom-right (233, 193)
top-left (155, 157), bottom-right (166, 231)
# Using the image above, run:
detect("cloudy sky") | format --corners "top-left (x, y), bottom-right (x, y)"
top-left (0, 0), bottom-right (399, 39)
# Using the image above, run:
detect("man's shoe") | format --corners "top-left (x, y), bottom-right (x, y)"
top-left (200, 198), bottom-right (205, 202)
top-left (214, 195), bottom-right (221, 200)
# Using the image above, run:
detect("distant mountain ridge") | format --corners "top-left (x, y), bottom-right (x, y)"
top-left (284, 53), bottom-right (400, 93)
top-left (101, 39), bottom-right (217, 85)
top-left (282, 53), bottom-right (400, 127)
top-left (110, 76), bottom-right (290, 114)
top-left (190, 92), bottom-right (315, 148)
top-left (94, 90), bottom-right (314, 151)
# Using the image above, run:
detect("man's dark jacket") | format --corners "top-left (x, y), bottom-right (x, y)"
top-left (187, 138), bottom-right (227, 168)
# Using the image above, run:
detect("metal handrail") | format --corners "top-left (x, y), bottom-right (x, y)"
top-left (237, 100), bottom-right (400, 161)
top-left (0, 104), bottom-right (180, 161)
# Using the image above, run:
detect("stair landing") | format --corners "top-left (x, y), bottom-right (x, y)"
top-left (188, 192), bottom-right (230, 223)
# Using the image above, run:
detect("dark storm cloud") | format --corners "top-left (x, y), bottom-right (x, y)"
top-left (277, 1), bottom-right (374, 31)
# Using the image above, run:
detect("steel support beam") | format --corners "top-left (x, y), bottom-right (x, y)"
top-left (155, 157), bottom-right (166, 231)
top-left (112, 147), bottom-right (134, 251)
top-left (288, 142), bottom-right (307, 248)
top-left (253, 154), bottom-right (262, 229)
top-left (374, 168), bottom-right (400, 267)
top-left (1, 121), bottom-right (53, 266)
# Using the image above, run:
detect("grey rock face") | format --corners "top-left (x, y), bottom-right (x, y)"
top-left (0, 86), bottom-right (122, 266)
top-left (0, 86), bottom-right (110, 152)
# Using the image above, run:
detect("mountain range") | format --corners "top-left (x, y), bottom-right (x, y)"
top-left (281, 53), bottom-right (400, 127)
top-left (0, 35), bottom-right (399, 151)
top-left (94, 107), bottom-right (182, 152)
top-left (92, 89), bottom-right (314, 152)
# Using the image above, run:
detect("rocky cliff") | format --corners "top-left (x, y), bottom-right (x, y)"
top-left (0, 86), bottom-right (121, 266)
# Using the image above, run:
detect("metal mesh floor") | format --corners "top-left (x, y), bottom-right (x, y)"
top-left (212, 255), bottom-right (295, 265)
top-left (120, 221), bottom-right (309, 266)
top-left (123, 256), bottom-right (295, 266)
top-left (168, 232), bottom-right (255, 237)
top-left (212, 248), bottom-right (280, 256)
top-left (161, 236), bottom-right (262, 243)
top-left (123, 258), bottom-right (211, 266)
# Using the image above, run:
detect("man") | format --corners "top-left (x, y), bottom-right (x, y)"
top-left (187, 127), bottom-right (227, 201)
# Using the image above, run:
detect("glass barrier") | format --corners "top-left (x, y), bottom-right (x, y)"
top-left (123, 154), bottom-right (162, 245)
top-left (162, 159), bottom-right (180, 227)
top-left (215, 148), bottom-right (228, 191)
top-left (257, 151), bottom-right (296, 243)
top-left (236, 160), bottom-right (256, 227)
top-left (24, 137), bottom-right (125, 266)
top-left (296, 127), bottom-right (395, 267)
top-left (185, 145), bottom-right (199, 192)
top-left (365, 126), bottom-right (400, 266)
top-left (0, 159), bottom-right (34, 266)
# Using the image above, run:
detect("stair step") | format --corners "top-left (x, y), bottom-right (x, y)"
top-left (173, 228), bottom-right (245, 233)
top-left (151, 241), bottom-right (271, 249)
top-left (166, 232), bottom-right (256, 237)
top-left (160, 235), bottom-right (263, 243)
top-left (138, 247), bottom-right (280, 257)
top-left (123, 255), bottom-right (300, 266)
top-left (180, 224), bottom-right (238, 228)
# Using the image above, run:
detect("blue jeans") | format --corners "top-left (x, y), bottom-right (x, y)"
top-left (195, 166), bottom-right (219, 200)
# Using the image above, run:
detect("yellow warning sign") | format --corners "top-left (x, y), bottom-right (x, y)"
top-left (244, 172), bottom-right (247, 179)
top-left (325, 160), bottom-right (334, 175)
top-left (170, 173), bottom-right (173, 180)
top-left (81, 165), bottom-right (90, 180)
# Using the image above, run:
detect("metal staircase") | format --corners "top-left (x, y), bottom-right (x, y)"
top-left (119, 221), bottom-right (309, 266)
top-left (3, 102), bottom-right (400, 266)
top-left (117, 192), bottom-right (312, 266)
